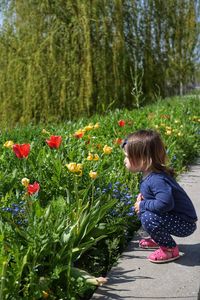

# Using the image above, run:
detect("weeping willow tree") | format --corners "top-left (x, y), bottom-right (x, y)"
top-left (124, 0), bottom-right (199, 99)
top-left (0, 0), bottom-right (199, 126)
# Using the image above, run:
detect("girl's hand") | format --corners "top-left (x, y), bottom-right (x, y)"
top-left (137, 193), bottom-right (143, 202)
top-left (134, 193), bottom-right (144, 213)
top-left (134, 201), bottom-right (140, 213)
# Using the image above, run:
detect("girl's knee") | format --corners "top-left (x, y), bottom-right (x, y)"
top-left (141, 211), bottom-right (154, 228)
top-left (140, 211), bottom-right (162, 232)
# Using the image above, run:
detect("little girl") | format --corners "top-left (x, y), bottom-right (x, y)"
top-left (122, 129), bottom-right (197, 263)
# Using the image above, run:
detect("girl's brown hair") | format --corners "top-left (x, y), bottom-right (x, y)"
top-left (123, 129), bottom-right (174, 176)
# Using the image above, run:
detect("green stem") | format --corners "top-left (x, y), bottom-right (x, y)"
top-left (89, 183), bottom-right (95, 210)
top-left (0, 261), bottom-right (8, 299)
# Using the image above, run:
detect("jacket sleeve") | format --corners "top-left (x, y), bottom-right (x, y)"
top-left (139, 177), bottom-right (174, 214)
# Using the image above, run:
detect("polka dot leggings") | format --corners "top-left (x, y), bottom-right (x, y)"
top-left (140, 211), bottom-right (197, 248)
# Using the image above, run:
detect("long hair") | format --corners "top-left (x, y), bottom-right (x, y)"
top-left (123, 129), bottom-right (174, 176)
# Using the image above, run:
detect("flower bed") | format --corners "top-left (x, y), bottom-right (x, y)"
top-left (0, 95), bottom-right (199, 299)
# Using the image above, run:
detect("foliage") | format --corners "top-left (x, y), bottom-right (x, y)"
top-left (0, 95), bottom-right (199, 299)
top-left (0, 1), bottom-right (199, 125)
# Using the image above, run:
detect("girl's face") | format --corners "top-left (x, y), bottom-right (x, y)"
top-left (124, 151), bottom-right (141, 173)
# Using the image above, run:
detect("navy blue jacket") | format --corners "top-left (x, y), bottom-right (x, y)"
top-left (139, 172), bottom-right (197, 222)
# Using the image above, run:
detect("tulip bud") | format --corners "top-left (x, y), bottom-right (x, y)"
top-left (21, 177), bottom-right (30, 188)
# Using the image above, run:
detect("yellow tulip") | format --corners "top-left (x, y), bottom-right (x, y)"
top-left (74, 129), bottom-right (85, 138)
top-left (21, 177), bottom-right (30, 188)
top-left (87, 153), bottom-right (93, 161)
top-left (66, 163), bottom-right (77, 172)
top-left (166, 130), bottom-right (172, 135)
top-left (3, 140), bottom-right (14, 148)
top-left (86, 276), bottom-right (107, 286)
top-left (94, 123), bottom-right (100, 129)
top-left (103, 145), bottom-right (112, 154)
top-left (76, 164), bottom-right (83, 175)
top-left (89, 171), bottom-right (98, 179)
top-left (84, 123), bottom-right (93, 131)
top-left (42, 129), bottom-right (51, 135)
top-left (66, 163), bottom-right (83, 176)
top-left (87, 153), bottom-right (99, 161)
top-left (93, 154), bottom-right (99, 161)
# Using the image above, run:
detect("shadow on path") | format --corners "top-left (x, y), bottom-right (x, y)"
top-left (93, 268), bottom-right (153, 299)
top-left (121, 242), bottom-right (200, 266)
top-left (175, 243), bottom-right (200, 266)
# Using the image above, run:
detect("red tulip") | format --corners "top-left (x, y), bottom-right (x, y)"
top-left (27, 182), bottom-right (40, 195)
top-left (46, 135), bottom-right (62, 149)
top-left (13, 144), bottom-right (30, 159)
top-left (114, 138), bottom-right (123, 145)
top-left (118, 120), bottom-right (126, 127)
top-left (74, 132), bottom-right (84, 138)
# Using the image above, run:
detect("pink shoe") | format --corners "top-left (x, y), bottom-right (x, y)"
top-left (139, 238), bottom-right (159, 249)
top-left (148, 246), bottom-right (180, 263)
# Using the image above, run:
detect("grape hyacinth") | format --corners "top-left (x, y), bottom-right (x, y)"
top-left (95, 181), bottom-right (136, 218)
top-left (2, 201), bottom-right (27, 225)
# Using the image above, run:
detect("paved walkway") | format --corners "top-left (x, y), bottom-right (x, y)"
top-left (92, 159), bottom-right (200, 300)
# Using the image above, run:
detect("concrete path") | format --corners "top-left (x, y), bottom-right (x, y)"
top-left (92, 159), bottom-right (200, 300)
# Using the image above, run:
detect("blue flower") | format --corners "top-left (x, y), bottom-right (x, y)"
top-left (2, 207), bottom-right (12, 212)
top-left (127, 212), bottom-right (134, 216)
top-left (2, 201), bottom-right (27, 226)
